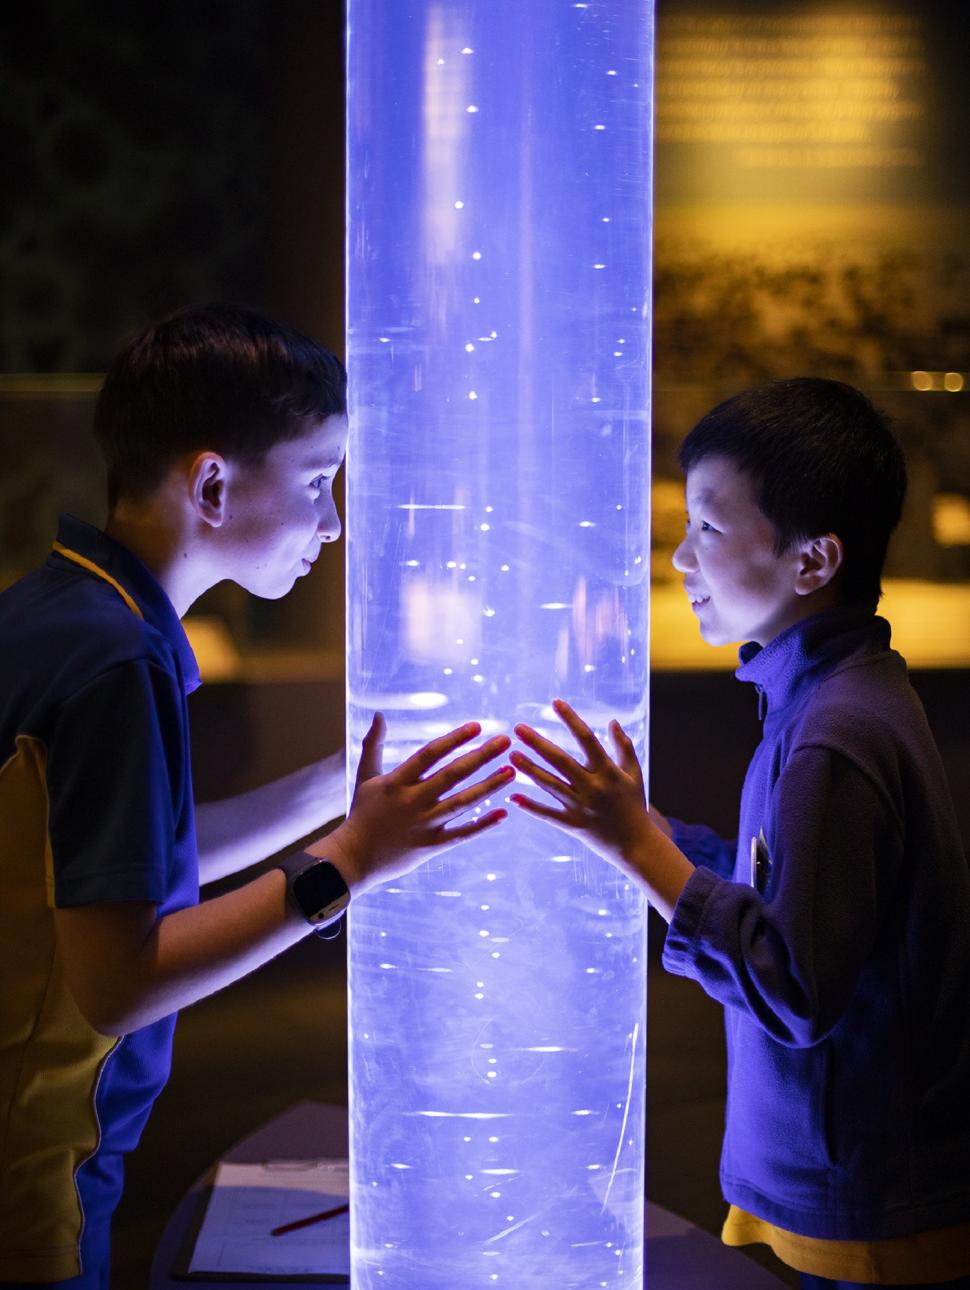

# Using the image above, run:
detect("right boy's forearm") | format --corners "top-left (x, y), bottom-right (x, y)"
top-left (647, 804), bottom-right (674, 839)
top-left (618, 822), bottom-right (696, 923)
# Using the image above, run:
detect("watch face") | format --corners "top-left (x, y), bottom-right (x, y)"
top-left (293, 861), bottom-right (350, 924)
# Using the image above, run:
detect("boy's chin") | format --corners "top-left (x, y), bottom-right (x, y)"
top-left (237, 572), bottom-right (298, 600)
top-left (697, 620), bottom-right (743, 648)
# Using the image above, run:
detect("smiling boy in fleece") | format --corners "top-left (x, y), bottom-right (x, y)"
top-left (511, 378), bottom-right (970, 1290)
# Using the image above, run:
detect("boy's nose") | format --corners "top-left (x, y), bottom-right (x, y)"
top-left (671, 536), bottom-right (695, 573)
top-left (318, 499), bottom-right (341, 543)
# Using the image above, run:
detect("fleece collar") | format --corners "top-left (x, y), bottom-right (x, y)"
top-left (736, 606), bottom-right (893, 717)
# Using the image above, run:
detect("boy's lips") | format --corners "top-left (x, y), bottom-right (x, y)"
top-left (685, 586), bottom-right (710, 609)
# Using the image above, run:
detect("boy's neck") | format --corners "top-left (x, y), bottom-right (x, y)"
top-left (104, 499), bottom-right (212, 619)
top-left (755, 583), bottom-right (844, 649)
top-left (758, 593), bottom-right (872, 652)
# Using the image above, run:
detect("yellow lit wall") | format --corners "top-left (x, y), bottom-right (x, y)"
top-left (651, 2), bottom-right (970, 670)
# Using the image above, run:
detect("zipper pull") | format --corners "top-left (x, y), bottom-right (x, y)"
top-left (757, 685), bottom-right (767, 721)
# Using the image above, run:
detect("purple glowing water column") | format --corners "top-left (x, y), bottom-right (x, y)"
top-left (346, 3), bottom-right (653, 1285)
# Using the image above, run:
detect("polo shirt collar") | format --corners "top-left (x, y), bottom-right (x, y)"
top-left (52, 514), bottom-right (202, 694)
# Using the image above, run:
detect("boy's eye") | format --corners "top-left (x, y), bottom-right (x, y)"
top-left (309, 474), bottom-right (326, 493)
top-left (685, 517), bottom-right (718, 534)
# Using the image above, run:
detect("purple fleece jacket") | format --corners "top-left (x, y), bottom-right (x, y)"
top-left (663, 607), bottom-right (970, 1240)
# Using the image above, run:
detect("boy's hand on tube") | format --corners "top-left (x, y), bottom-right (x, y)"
top-left (509, 698), bottom-right (650, 865)
top-left (315, 714), bottom-right (513, 896)
top-left (510, 699), bottom-right (694, 920)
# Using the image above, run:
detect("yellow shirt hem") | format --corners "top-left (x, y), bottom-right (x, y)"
top-left (722, 1204), bottom-right (970, 1284)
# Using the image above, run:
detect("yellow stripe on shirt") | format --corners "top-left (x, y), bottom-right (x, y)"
top-left (51, 542), bottom-right (144, 620)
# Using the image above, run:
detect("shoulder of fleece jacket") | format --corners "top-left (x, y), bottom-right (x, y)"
top-left (782, 656), bottom-right (923, 816)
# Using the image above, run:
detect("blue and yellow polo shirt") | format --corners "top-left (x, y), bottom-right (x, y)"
top-left (0, 514), bottom-right (200, 1281)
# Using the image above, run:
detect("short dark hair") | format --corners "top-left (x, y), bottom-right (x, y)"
top-left (678, 378), bottom-right (907, 608)
top-left (93, 303), bottom-right (347, 506)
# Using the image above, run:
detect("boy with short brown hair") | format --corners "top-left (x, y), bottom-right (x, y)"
top-left (0, 303), bottom-right (512, 1285)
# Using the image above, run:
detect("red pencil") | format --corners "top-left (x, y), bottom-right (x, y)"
top-left (270, 1201), bottom-right (350, 1237)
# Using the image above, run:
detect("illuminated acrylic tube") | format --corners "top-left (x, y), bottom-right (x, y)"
top-left (346, 3), bottom-right (653, 1286)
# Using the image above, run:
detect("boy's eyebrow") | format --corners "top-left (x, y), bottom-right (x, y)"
top-left (302, 452), bottom-right (344, 471)
top-left (688, 487), bottom-right (721, 508)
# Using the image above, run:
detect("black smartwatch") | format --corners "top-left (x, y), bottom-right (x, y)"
top-left (279, 853), bottom-right (351, 939)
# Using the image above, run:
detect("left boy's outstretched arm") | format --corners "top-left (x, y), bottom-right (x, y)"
top-left (511, 699), bottom-right (695, 922)
top-left (195, 750), bottom-right (346, 885)
top-left (55, 718), bottom-right (511, 1036)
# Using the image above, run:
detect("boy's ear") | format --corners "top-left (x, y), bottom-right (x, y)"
top-left (794, 533), bottom-right (844, 596)
top-left (188, 452), bottom-right (230, 528)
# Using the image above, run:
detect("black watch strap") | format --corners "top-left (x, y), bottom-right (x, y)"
top-left (278, 852), bottom-right (351, 938)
